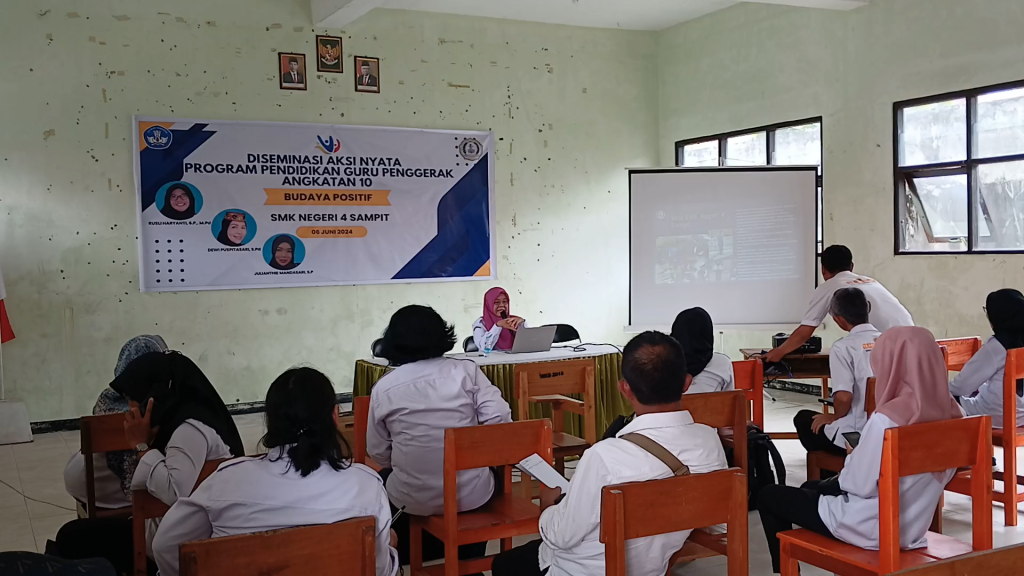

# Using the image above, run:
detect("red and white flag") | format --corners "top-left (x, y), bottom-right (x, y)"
top-left (0, 264), bottom-right (14, 343)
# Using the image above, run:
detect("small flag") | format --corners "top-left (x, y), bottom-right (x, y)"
top-left (0, 264), bottom-right (14, 343)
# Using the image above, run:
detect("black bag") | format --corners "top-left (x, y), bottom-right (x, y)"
top-left (727, 424), bottom-right (787, 510)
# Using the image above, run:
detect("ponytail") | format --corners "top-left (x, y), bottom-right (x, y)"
top-left (284, 423), bottom-right (351, 477)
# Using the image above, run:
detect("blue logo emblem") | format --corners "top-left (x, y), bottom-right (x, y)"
top-left (144, 126), bottom-right (173, 150)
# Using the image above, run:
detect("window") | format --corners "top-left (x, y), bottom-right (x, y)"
top-left (895, 81), bottom-right (1024, 254)
top-left (675, 118), bottom-right (823, 251)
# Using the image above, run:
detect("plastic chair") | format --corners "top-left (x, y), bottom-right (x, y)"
top-left (543, 324), bottom-right (581, 344)
top-left (463, 336), bottom-right (478, 353)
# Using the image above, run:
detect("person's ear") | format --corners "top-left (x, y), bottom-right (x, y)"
top-left (684, 374), bottom-right (693, 393)
top-left (617, 379), bottom-right (635, 402)
top-left (332, 405), bottom-right (340, 426)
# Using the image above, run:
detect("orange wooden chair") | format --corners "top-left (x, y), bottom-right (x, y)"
top-left (601, 468), bottom-right (748, 576)
top-left (806, 377), bottom-right (877, 482)
top-left (79, 413), bottom-right (134, 518)
top-left (179, 517), bottom-right (378, 576)
top-left (890, 541), bottom-right (1024, 575)
top-left (409, 419), bottom-right (554, 576)
top-left (936, 337), bottom-right (983, 372)
top-left (732, 359), bottom-right (765, 429)
top-left (352, 396), bottom-right (383, 472)
top-left (514, 358), bottom-right (597, 474)
top-left (779, 415), bottom-right (993, 576)
top-left (947, 347), bottom-right (1024, 526)
top-left (133, 458), bottom-right (229, 576)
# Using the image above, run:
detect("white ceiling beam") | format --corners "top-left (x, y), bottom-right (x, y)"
top-left (743, 0), bottom-right (868, 10)
top-left (311, 0), bottom-right (385, 28)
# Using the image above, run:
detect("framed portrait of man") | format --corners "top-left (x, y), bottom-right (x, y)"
top-left (354, 56), bottom-right (380, 94)
top-left (316, 35), bottom-right (343, 73)
top-left (278, 53), bottom-right (307, 91)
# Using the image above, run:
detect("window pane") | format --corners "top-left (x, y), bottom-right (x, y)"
top-left (725, 132), bottom-right (767, 166)
top-left (976, 87), bottom-right (1024, 159)
top-left (976, 160), bottom-right (1024, 250)
top-left (683, 140), bottom-right (719, 167)
top-left (899, 174), bottom-right (968, 252)
top-left (774, 123), bottom-right (822, 166)
top-left (899, 99), bottom-right (967, 166)
top-left (817, 187), bottom-right (823, 253)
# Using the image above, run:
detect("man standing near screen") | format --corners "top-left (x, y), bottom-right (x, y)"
top-left (762, 245), bottom-right (913, 363)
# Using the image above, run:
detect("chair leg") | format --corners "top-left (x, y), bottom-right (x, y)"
top-left (501, 537), bottom-right (513, 552)
top-left (444, 539), bottom-right (459, 576)
top-left (780, 541), bottom-right (798, 576)
top-left (806, 453), bottom-right (820, 483)
top-left (410, 520), bottom-right (423, 575)
top-left (554, 456), bottom-right (565, 476)
top-left (1006, 445), bottom-right (1019, 527)
top-left (930, 493), bottom-right (944, 533)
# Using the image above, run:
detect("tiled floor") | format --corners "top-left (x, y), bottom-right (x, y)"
top-left (1, 393), bottom-right (1022, 575)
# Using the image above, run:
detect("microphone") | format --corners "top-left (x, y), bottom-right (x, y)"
top-left (500, 311), bottom-right (508, 320)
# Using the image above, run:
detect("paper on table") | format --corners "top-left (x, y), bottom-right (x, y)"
top-left (516, 453), bottom-right (570, 492)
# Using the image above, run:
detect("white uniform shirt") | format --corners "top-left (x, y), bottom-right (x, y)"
top-left (801, 271), bottom-right (914, 332)
top-left (951, 337), bottom-right (1024, 428)
top-left (471, 317), bottom-right (528, 352)
top-left (823, 324), bottom-right (881, 448)
top-left (367, 357), bottom-right (512, 516)
top-left (152, 450), bottom-right (398, 576)
top-left (538, 411), bottom-right (728, 576)
top-left (684, 353), bottom-right (735, 395)
top-left (64, 452), bottom-right (132, 509)
top-left (818, 413), bottom-right (954, 550)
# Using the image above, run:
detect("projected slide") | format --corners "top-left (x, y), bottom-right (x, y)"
top-left (630, 169), bottom-right (817, 327)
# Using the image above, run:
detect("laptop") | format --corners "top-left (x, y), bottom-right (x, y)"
top-left (510, 325), bottom-right (557, 354)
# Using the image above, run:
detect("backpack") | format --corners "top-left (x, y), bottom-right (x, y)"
top-left (727, 424), bottom-right (786, 510)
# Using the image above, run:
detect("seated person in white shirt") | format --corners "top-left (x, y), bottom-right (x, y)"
top-left (52, 352), bottom-right (244, 575)
top-left (764, 245), bottom-right (913, 364)
top-left (672, 307), bottom-right (735, 394)
top-left (951, 288), bottom-right (1024, 428)
top-left (758, 327), bottom-right (961, 574)
top-left (490, 331), bottom-right (729, 576)
top-left (152, 367), bottom-right (399, 576)
top-left (369, 305), bottom-right (513, 569)
top-left (794, 288), bottom-right (880, 463)
top-left (472, 286), bottom-right (526, 352)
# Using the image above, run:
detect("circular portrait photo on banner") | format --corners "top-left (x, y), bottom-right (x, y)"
top-left (211, 209), bottom-right (257, 247)
top-left (263, 234), bottom-right (305, 271)
top-left (156, 182), bottom-right (203, 221)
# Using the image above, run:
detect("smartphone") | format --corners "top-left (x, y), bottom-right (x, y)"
top-left (841, 431), bottom-right (861, 449)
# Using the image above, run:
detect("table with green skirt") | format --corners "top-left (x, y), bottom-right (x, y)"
top-left (353, 345), bottom-right (628, 437)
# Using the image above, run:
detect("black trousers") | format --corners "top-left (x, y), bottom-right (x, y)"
top-left (756, 484), bottom-right (836, 574)
top-left (491, 538), bottom-right (547, 576)
top-left (50, 517), bottom-right (156, 576)
top-left (794, 410), bottom-right (847, 457)
top-left (378, 468), bottom-right (488, 573)
top-left (0, 552), bottom-right (116, 576)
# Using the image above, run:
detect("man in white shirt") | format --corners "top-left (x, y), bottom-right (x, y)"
top-left (764, 245), bottom-right (913, 363)
top-left (794, 288), bottom-right (880, 465)
top-left (490, 331), bottom-right (729, 576)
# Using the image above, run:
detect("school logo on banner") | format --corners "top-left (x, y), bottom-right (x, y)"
top-left (143, 126), bottom-right (173, 150)
top-left (459, 138), bottom-right (483, 162)
top-left (316, 135), bottom-right (342, 154)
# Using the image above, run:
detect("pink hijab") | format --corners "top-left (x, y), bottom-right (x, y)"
top-left (483, 287), bottom-right (515, 351)
top-left (871, 326), bottom-right (962, 427)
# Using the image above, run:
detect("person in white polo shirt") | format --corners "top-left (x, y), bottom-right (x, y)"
top-left (764, 245), bottom-right (913, 364)
top-left (793, 288), bottom-right (880, 466)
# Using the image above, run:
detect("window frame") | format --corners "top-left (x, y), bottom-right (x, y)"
top-left (893, 79), bottom-right (1024, 255)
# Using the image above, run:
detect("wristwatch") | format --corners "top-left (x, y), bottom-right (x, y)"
top-left (135, 442), bottom-right (149, 453)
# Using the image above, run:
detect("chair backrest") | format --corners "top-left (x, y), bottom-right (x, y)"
top-left (877, 415), bottom-right (993, 572)
top-left (544, 323), bottom-right (581, 344)
top-left (1002, 348), bottom-right (1024, 440)
top-left (865, 377), bottom-right (876, 416)
top-left (890, 541), bottom-right (1024, 575)
top-left (936, 337), bottom-right (983, 372)
top-left (680, 391), bottom-right (747, 476)
top-left (514, 358), bottom-right (597, 443)
top-left (731, 359), bottom-right (764, 427)
top-left (179, 517), bottom-right (377, 576)
top-left (600, 468), bottom-right (747, 576)
top-left (353, 396), bottom-right (370, 465)
top-left (80, 413), bottom-right (134, 517)
top-left (463, 336), bottom-right (478, 353)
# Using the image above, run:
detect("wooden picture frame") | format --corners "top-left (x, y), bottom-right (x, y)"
top-left (315, 35), bottom-right (343, 73)
top-left (354, 56), bottom-right (380, 94)
top-left (278, 53), bottom-right (307, 91)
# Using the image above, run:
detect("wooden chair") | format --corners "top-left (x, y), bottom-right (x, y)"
top-left (601, 468), bottom-right (748, 576)
top-left (133, 458), bottom-right (228, 576)
top-left (779, 415), bottom-right (993, 576)
top-left (79, 413), bottom-right (134, 518)
top-left (936, 337), bottom-right (983, 372)
top-left (947, 347), bottom-right (1024, 526)
top-left (890, 542), bottom-right (1024, 575)
top-left (806, 377), bottom-right (877, 482)
top-left (180, 517), bottom-right (377, 576)
top-left (732, 359), bottom-right (765, 429)
top-left (514, 358), bottom-right (597, 474)
top-left (351, 396), bottom-right (382, 471)
top-left (409, 419), bottom-right (554, 576)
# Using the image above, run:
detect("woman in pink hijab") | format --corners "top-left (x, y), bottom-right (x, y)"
top-left (472, 287), bottom-right (526, 352)
top-left (757, 327), bottom-right (963, 573)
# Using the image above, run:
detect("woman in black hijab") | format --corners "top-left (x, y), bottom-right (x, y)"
top-left (160, 184), bottom-right (196, 220)
top-left (672, 307), bottom-right (735, 394)
top-left (269, 235), bottom-right (299, 270)
top-left (952, 288), bottom-right (1024, 428)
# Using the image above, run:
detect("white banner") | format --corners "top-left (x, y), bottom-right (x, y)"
top-left (133, 117), bottom-right (495, 292)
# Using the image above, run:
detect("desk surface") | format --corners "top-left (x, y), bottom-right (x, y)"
top-left (361, 344), bottom-right (622, 367)
top-left (740, 348), bottom-right (830, 360)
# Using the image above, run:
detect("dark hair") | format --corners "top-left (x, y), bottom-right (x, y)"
top-left (269, 235), bottom-right (298, 270)
top-left (160, 184), bottom-right (196, 220)
top-left (621, 331), bottom-right (687, 406)
top-left (830, 287), bottom-right (870, 326)
top-left (820, 245), bottom-right (854, 274)
top-left (288, 57), bottom-right (298, 65)
top-left (380, 305), bottom-right (457, 366)
top-left (261, 367), bottom-right (351, 477)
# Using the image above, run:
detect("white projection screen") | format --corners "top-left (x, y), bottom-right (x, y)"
top-left (629, 167), bottom-right (818, 328)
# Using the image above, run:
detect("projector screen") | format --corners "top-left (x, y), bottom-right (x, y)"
top-left (629, 167), bottom-right (818, 328)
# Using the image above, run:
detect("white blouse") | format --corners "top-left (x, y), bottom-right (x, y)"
top-left (684, 353), bottom-right (735, 395)
top-left (951, 337), bottom-right (1024, 428)
top-left (63, 452), bottom-right (132, 509)
top-left (471, 317), bottom-right (528, 352)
